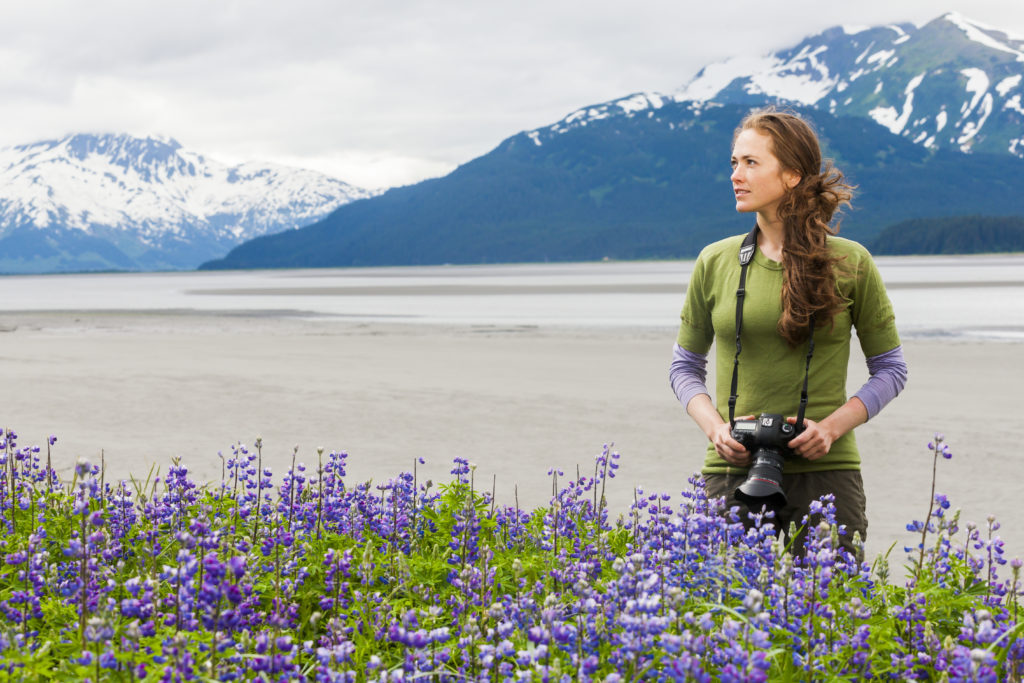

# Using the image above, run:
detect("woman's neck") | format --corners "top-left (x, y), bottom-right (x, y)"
top-left (756, 215), bottom-right (785, 262)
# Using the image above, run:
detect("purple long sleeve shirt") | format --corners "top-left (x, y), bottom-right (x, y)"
top-left (669, 343), bottom-right (907, 420)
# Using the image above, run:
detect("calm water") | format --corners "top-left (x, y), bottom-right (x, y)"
top-left (1, 254), bottom-right (1022, 340)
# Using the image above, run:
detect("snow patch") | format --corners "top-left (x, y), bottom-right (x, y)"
top-left (943, 12), bottom-right (1024, 62)
top-left (1005, 94), bottom-right (1024, 115)
top-left (869, 106), bottom-right (899, 132)
top-left (676, 44), bottom-right (838, 105)
top-left (741, 44), bottom-right (837, 104)
top-left (866, 49), bottom-right (895, 66)
top-left (562, 109), bottom-right (587, 125)
top-left (958, 93), bottom-right (994, 147)
top-left (996, 74), bottom-right (1022, 97)
top-left (616, 93), bottom-right (663, 114)
top-left (936, 110), bottom-right (948, 131)
top-left (869, 73), bottom-right (926, 134)
top-left (854, 43), bottom-right (875, 65)
top-left (675, 55), bottom-right (780, 102)
top-left (526, 131), bottom-right (542, 147)
top-left (960, 68), bottom-right (991, 116)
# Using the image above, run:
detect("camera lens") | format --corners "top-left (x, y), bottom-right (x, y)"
top-left (734, 448), bottom-right (787, 510)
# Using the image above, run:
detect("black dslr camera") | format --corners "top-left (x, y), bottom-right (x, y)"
top-left (730, 413), bottom-right (804, 509)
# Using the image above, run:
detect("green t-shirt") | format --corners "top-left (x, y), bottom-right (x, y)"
top-left (676, 233), bottom-right (901, 475)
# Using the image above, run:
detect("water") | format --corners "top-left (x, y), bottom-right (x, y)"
top-left (1, 253), bottom-right (1022, 340)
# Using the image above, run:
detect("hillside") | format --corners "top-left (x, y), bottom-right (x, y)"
top-left (200, 102), bottom-right (1024, 269)
top-left (0, 134), bottom-right (373, 273)
top-left (872, 215), bottom-right (1024, 254)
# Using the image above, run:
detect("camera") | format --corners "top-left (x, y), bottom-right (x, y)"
top-left (730, 413), bottom-right (803, 509)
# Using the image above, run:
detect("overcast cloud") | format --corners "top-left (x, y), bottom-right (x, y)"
top-left (1, 1), bottom-right (1022, 189)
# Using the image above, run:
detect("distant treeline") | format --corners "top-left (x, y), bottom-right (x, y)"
top-left (871, 215), bottom-right (1024, 255)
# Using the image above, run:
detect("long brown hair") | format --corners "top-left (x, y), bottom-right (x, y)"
top-left (735, 108), bottom-right (854, 346)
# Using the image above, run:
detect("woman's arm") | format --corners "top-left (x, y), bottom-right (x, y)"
top-left (669, 343), bottom-right (711, 408)
top-left (687, 393), bottom-right (752, 466)
top-left (788, 345), bottom-right (907, 459)
top-left (852, 345), bottom-right (908, 419)
top-left (787, 398), bottom-right (867, 460)
top-left (669, 344), bottom-right (750, 466)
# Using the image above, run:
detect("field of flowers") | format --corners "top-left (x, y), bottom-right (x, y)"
top-left (0, 429), bottom-right (1021, 681)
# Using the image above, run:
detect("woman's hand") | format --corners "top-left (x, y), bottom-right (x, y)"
top-left (786, 417), bottom-right (834, 460)
top-left (785, 399), bottom-right (870, 461)
top-left (684, 394), bottom-right (751, 466)
top-left (711, 420), bottom-right (751, 466)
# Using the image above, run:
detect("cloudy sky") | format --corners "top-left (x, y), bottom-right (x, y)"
top-left (2, 1), bottom-right (1022, 190)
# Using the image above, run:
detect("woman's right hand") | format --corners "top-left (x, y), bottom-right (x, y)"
top-left (710, 421), bottom-right (751, 466)
top-left (686, 394), bottom-right (752, 467)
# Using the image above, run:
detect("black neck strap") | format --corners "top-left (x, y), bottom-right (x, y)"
top-left (728, 225), bottom-right (815, 430)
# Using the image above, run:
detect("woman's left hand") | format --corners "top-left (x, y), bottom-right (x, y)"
top-left (786, 417), bottom-right (834, 460)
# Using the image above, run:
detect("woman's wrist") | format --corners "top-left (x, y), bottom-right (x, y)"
top-left (820, 398), bottom-right (868, 443)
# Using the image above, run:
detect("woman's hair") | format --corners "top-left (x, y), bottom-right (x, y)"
top-left (735, 107), bottom-right (854, 346)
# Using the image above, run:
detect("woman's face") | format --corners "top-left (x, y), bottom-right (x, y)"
top-left (730, 129), bottom-right (800, 221)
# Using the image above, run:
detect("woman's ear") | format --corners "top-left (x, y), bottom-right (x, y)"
top-left (784, 170), bottom-right (801, 190)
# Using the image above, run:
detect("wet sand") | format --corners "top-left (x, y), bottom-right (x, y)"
top-left (2, 310), bottom-right (1019, 565)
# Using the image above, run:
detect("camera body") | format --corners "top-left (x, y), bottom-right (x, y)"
top-left (730, 413), bottom-right (803, 509)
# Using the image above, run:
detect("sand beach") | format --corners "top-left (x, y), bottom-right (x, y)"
top-left (2, 307), bottom-right (1019, 566)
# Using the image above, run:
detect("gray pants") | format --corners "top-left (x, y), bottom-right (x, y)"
top-left (703, 470), bottom-right (868, 558)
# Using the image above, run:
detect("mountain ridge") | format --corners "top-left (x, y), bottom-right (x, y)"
top-left (543, 13), bottom-right (1024, 159)
top-left (0, 133), bottom-right (375, 273)
top-left (202, 12), bottom-right (1024, 270)
top-left (8, 13), bottom-right (1024, 274)
top-left (200, 102), bottom-right (1024, 270)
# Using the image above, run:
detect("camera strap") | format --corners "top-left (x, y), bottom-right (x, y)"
top-left (728, 225), bottom-right (815, 430)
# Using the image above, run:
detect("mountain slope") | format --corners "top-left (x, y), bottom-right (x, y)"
top-left (0, 134), bottom-right (374, 272)
top-left (200, 102), bottom-right (1024, 269)
top-left (675, 13), bottom-right (1024, 157)
top-left (202, 12), bottom-right (1024, 270)
top-left (872, 215), bottom-right (1024, 254)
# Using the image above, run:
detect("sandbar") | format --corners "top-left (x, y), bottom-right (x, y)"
top-left (1, 309), bottom-right (1018, 565)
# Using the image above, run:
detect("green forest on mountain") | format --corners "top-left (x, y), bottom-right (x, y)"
top-left (871, 215), bottom-right (1024, 255)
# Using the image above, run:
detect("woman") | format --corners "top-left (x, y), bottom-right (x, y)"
top-left (669, 108), bottom-right (907, 555)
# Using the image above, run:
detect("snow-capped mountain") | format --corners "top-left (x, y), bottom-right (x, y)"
top-left (205, 12), bottom-right (1024, 271)
top-left (535, 13), bottom-right (1024, 158)
top-left (0, 133), bottom-right (375, 272)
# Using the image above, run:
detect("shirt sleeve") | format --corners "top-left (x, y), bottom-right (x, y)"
top-left (852, 345), bottom-right (908, 419)
top-left (849, 249), bottom-right (901, 357)
top-left (676, 253), bottom-right (715, 354)
top-left (669, 343), bottom-right (711, 409)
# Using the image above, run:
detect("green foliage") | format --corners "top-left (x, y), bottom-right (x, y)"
top-left (0, 436), bottom-right (1021, 680)
top-left (872, 214), bottom-right (1024, 254)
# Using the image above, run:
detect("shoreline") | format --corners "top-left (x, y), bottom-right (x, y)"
top-left (2, 310), bottom-right (1019, 564)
